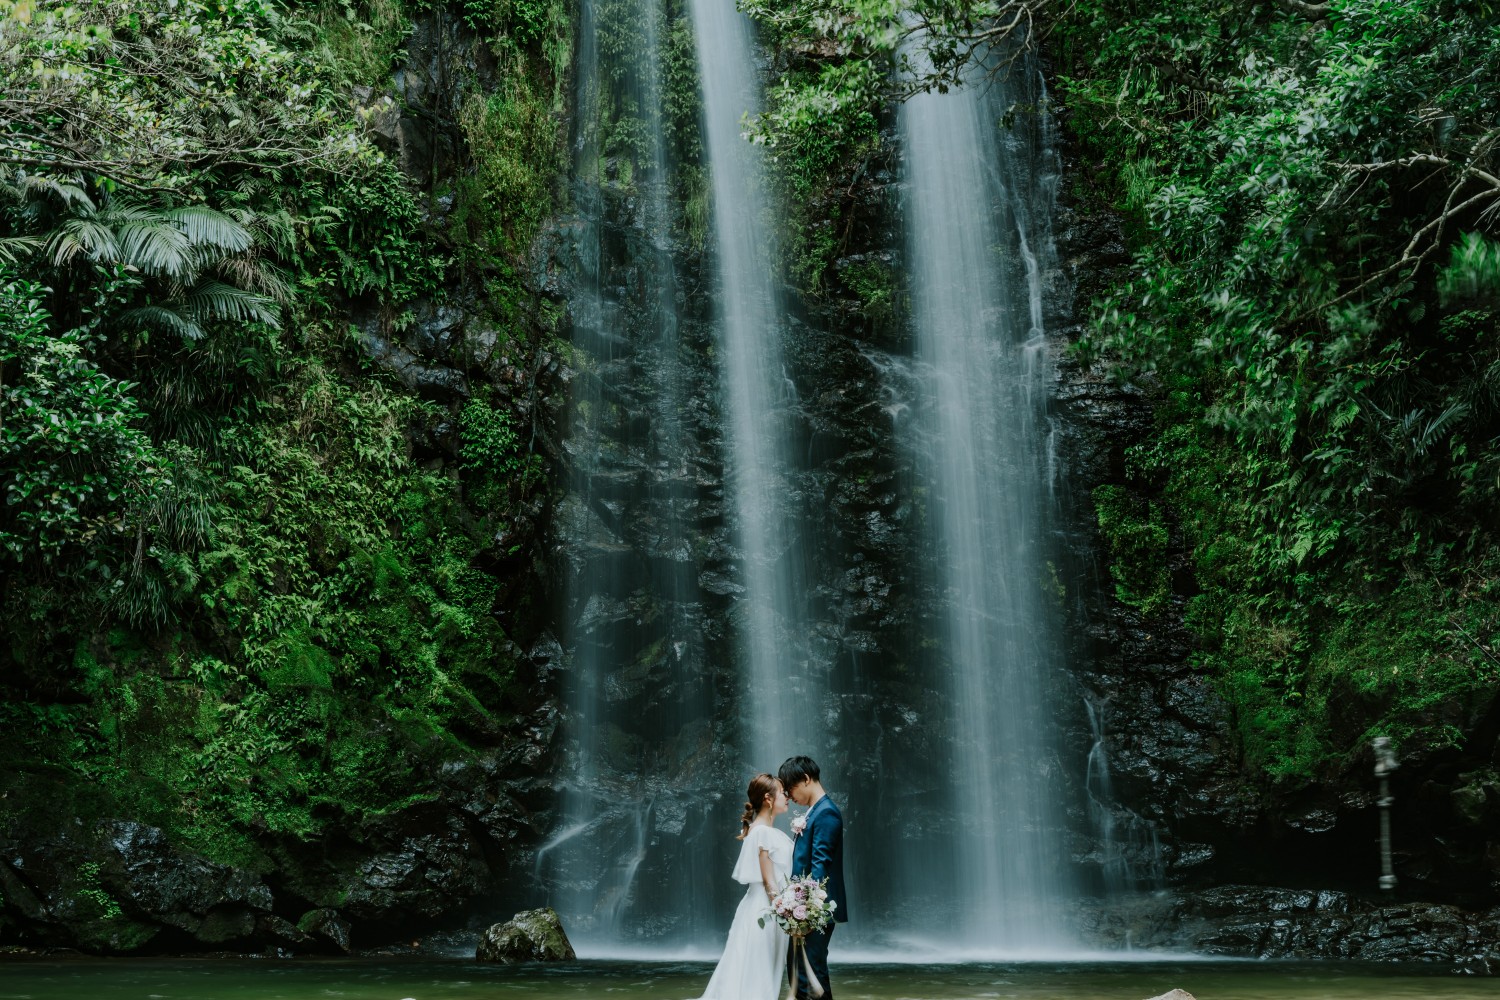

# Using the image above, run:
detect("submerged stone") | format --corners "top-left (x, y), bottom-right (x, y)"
top-left (476, 907), bottom-right (576, 963)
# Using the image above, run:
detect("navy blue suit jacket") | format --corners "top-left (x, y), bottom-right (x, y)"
top-left (792, 795), bottom-right (848, 923)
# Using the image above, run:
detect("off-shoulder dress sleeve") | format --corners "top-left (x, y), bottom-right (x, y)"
top-left (730, 825), bottom-right (772, 885)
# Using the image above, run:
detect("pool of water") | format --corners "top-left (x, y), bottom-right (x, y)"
top-left (1, 959), bottom-right (1498, 999)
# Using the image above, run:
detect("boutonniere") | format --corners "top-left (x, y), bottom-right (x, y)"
top-left (790, 813), bottom-right (808, 838)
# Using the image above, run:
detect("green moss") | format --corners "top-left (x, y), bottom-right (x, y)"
top-left (454, 72), bottom-right (562, 262)
top-left (315, 0), bottom-right (411, 89)
top-left (1092, 484), bottom-right (1171, 618)
top-left (838, 257), bottom-right (898, 329)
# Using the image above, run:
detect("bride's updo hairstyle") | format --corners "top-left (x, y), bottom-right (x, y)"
top-left (737, 773), bottom-right (778, 840)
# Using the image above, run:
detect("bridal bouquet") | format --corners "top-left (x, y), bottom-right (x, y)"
top-left (759, 876), bottom-right (837, 1000)
top-left (760, 875), bottom-right (837, 938)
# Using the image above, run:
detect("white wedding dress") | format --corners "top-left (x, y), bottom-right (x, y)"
top-left (696, 823), bottom-right (793, 999)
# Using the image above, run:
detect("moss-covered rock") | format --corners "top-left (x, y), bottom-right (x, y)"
top-left (475, 906), bottom-right (576, 963)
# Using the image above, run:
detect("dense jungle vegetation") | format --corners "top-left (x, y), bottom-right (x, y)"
top-left (1057, 0), bottom-right (1500, 781)
top-left (4, 0), bottom-right (1500, 942)
top-left (745, 0), bottom-right (1500, 787)
top-left (0, 0), bottom-right (564, 891)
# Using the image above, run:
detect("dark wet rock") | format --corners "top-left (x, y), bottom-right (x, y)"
top-left (297, 908), bottom-right (352, 953)
top-left (100, 821), bottom-right (272, 927)
top-left (339, 820), bottom-right (490, 922)
top-left (257, 913), bottom-right (313, 949)
top-left (0, 820), bottom-right (272, 953)
top-left (476, 907), bottom-right (576, 963)
top-left (360, 325), bottom-right (470, 402)
top-left (1079, 885), bottom-right (1500, 962)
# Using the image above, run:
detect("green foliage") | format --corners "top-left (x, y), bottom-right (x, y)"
top-left (735, 11), bottom-right (885, 294)
top-left (1059, 0), bottom-right (1500, 782)
top-left (0, 0), bottom-right (558, 898)
top-left (1438, 234), bottom-right (1500, 309)
top-left (1091, 484), bottom-right (1170, 617)
top-left (0, 276), bottom-right (163, 569)
top-left (74, 862), bottom-right (123, 920)
top-left (453, 72), bottom-right (561, 262)
top-left (838, 256), bottom-right (898, 327)
top-left (0, 0), bottom-right (354, 185)
top-left (462, 0), bottom-right (549, 40)
top-left (314, 0), bottom-right (412, 88)
top-left (460, 394), bottom-right (541, 512)
top-left (302, 159), bottom-right (447, 302)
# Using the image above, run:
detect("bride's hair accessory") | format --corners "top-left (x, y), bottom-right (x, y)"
top-left (737, 772), bottom-right (778, 840)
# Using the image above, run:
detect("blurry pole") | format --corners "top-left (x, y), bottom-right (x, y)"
top-left (1373, 736), bottom-right (1398, 891)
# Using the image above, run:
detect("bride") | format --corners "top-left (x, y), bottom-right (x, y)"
top-left (695, 773), bottom-right (793, 1000)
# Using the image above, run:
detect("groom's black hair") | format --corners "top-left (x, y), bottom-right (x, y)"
top-left (778, 756), bottom-right (820, 789)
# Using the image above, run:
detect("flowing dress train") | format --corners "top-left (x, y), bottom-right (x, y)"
top-left (695, 823), bottom-right (792, 1000)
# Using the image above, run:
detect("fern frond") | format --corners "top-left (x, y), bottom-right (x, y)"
top-left (254, 209), bottom-right (297, 257)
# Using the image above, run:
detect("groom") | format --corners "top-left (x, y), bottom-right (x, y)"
top-left (779, 755), bottom-right (848, 1000)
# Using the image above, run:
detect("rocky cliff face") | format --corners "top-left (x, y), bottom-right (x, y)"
top-left (1048, 97), bottom-right (1500, 958)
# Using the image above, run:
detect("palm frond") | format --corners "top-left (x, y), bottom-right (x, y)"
top-left (17, 173), bottom-right (96, 212)
top-left (215, 255), bottom-right (294, 305)
top-left (119, 304), bottom-right (209, 341)
top-left (164, 206), bottom-right (254, 254)
top-left (180, 280), bottom-right (281, 328)
top-left (47, 218), bottom-right (119, 267)
top-left (112, 213), bottom-right (194, 278)
top-left (0, 235), bottom-right (44, 264)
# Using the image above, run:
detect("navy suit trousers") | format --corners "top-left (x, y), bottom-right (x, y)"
top-left (788, 924), bottom-right (833, 1000)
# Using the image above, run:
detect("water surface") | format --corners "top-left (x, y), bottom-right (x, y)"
top-left (1, 959), bottom-right (1495, 999)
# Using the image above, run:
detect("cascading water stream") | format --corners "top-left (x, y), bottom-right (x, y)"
top-left (1085, 697), bottom-right (1166, 894)
top-left (547, 4), bottom-right (1094, 955)
top-left (547, 0), bottom-right (723, 950)
top-left (896, 54), bottom-right (1077, 953)
top-left (687, 0), bottom-right (820, 770)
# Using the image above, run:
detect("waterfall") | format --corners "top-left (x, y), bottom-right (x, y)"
top-left (1085, 697), bottom-right (1167, 894)
top-left (895, 54), bottom-right (1077, 953)
top-left (546, 0), bottom-right (726, 950)
top-left (547, 2), bottom-right (1090, 955)
top-left (545, 0), bottom-right (827, 953)
top-left (687, 0), bottom-right (820, 770)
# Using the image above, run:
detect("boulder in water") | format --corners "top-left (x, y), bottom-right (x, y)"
top-left (297, 908), bottom-right (353, 953)
top-left (475, 907), bottom-right (576, 963)
top-left (1144, 992), bottom-right (1197, 1000)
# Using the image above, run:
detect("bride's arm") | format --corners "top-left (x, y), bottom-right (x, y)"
top-left (758, 847), bottom-right (777, 901)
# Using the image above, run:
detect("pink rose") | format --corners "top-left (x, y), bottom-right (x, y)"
top-left (791, 814), bottom-right (807, 837)
top-left (793, 904), bottom-right (808, 921)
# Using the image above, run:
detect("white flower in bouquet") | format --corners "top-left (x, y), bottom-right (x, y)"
top-left (759, 875), bottom-right (836, 938)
